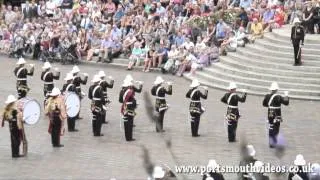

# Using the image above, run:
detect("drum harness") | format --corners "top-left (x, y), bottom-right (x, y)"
top-left (16, 67), bottom-right (26, 81)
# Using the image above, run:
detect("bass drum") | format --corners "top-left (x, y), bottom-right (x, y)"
top-left (64, 92), bottom-right (80, 118)
top-left (17, 97), bottom-right (41, 125)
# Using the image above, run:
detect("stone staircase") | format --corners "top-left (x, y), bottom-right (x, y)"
top-left (186, 25), bottom-right (320, 101)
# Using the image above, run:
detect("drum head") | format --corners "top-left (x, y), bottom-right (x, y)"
top-left (23, 100), bottom-right (41, 125)
top-left (65, 93), bottom-right (80, 118)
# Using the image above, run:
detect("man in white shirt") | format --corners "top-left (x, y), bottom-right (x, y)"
top-left (46, 0), bottom-right (56, 17)
top-left (182, 37), bottom-right (195, 51)
top-left (220, 31), bottom-right (237, 55)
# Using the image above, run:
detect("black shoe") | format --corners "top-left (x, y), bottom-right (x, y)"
top-left (97, 58), bottom-right (102, 62)
top-left (269, 145), bottom-right (275, 148)
top-left (70, 129), bottom-right (79, 132)
top-left (228, 140), bottom-right (236, 142)
top-left (77, 117), bottom-right (83, 120)
top-left (160, 130), bottom-right (166, 133)
top-left (129, 138), bottom-right (136, 141)
top-left (192, 134), bottom-right (200, 137)
top-left (53, 144), bottom-right (64, 148)
top-left (12, 155), bottom-right (22, 158)
top-left (102, 121), bottom-right (108, 124)
top-left (133, 124), bottom-right (136, 127)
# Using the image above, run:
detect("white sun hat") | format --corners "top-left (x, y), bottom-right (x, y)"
top-left (91, 74), bottom-right (101, 83)
top-left (16, 57), bottom-right (26, 65)
top-left (42, 62), bottom-right (52, 69)
top-left (247, 145), bottom-right (256, 157)
top-left (49, 87), bottom-right (61, 96)
top-left (207, 159), bottom-right (219, 170)
top-left (124, 74), bottom-right (134, 82)
top-left (269, 82), bottom-right (279, 91)
top-left (98, 70), bottom-right (106, 77)
top-left (122, 79), bottom-right (133, 87)
top-left (294, 154), bottom-right (306, 166)
top-left (152, 166), bottom-right (165, 179)
top-left (228, 82), bottom-right (237, 90)
top-left (64, 73), bottom-right (73, 81)
top-left (190, 79), bottom-right (200, 88)
top-left (5, 95), bottom-right (17, 104)
top-left (71, 66), bottom-right (80, 73)
top-left (154, 76), bottom-right (164, 85)
top-left (293, 17), bottom-right (301, 24)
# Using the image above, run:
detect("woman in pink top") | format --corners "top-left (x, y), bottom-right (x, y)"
top-left (104, 0), bottom-right (116, 16)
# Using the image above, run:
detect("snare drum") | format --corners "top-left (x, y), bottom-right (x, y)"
top-left (17, 97), bottom-right (41, 125)
top-left (64, 92), bottom-right (80, 118)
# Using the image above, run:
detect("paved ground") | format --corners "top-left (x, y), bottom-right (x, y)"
top-left (0, 58), bottom-right (319, 180)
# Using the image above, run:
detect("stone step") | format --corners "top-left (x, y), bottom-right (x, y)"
top-left (198, 66), bottom-right (320, 91)
top-left (219, 55), bottom-right (320, 78)
top-left (209, 62), bottom-right (320, 84)
top-left (254, 39), bottom-right (320, 55)
top-left (244, 44), bottom-right (319, 60)
top-left (271, 26), bottom-right (320, 43)
top-left (236, 48), bottom-right (320, 66)
top-left (263, 34), bottom-right (320, 48)
top-left (193, 71), bottom-right (320, 97)
top-left (225, 52), bottom-right (320, 72)
top-left (184, 75), bottom-right (320, 101)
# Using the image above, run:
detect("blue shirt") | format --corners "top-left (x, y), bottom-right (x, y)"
top-left (101, 39), bottom-right (112, 48)
top-left (114, 10), bottom-right (124, 21)
top-left (216, 22), bottom-right (226, 38)
top-left (263, 10), bottom-right (275, 22)
top-left (174, 35), bottom-right (185, 46)
top-left (240, 0), bottom-right (252, 9)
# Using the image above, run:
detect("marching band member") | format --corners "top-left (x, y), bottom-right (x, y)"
top-left (288, 154), bottom-right (309, 180)
top-left (119, 75), bottom-right (143, 128)
top-left (221, 82), bottom-right (246, 142)
top-left (120, 80), bottom-right (137, 141)
top-left (1, 95), bottom-right (24, 158)
top-left (186, 79), bottom-right (208, 137)
top-left (61, 73), bottom-right (78, 132)
top-left (151, 76), bottom-right (172, 133)
top-left (239, 145), bottom-right (258, 180)
top-left (14, 58), bottom-right (34, 92)
top-left (98, 70), bottom-right (114, 124)
top-left (202, 160), bottom-right (225, 180)
top-left (41, 62), bottom-right (60, 97)
top-left (88, 75), bottom-right (105, 136)
top-left (263, 82), bottom-right (289, 148)
top-left (71, 65), bottom-right (88, 119)
top-left (45, 87), bottom-right (67, 147)
top-left (16, 85), bottom-right (29, 156)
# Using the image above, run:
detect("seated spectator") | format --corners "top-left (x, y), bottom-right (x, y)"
top-left (302, 1), bottom-right (315, 34)
top-left (122, 32), bottom-right (136, 56)
top-left (272, 8), bottom-right (285, 29)
top-left (262, 6), bottom-right (275, 31)
top-left (235, 27), bottom-right (249, 47)
top-left (76, 36), bottom-right (90, 60)
top-left (98, 36), bottom-right (113, 62)
top-left (216, 19), bottom-right (227, 40)
top-left (162, 44), bottom-right (179, 73)
top-left (208, 44), bottom-right (219, 63)
top-left (142, 42), bottom-right (154, 73)
top-left (152, 42), bottom-right (168, 68)
top-left (239, 0), bottom-right (252, 10)
top-left (239, 8), bottom-right (249, 28)
top-left (113, 5), bottom-right (124, 25)
top-left (219, 31), bottom-right (237, 55)
top-left (108, 37), bottom-right (122, 62)
top-left (182, 37), bottom-right (195, 50)
top-left (127, 42), bottom-right (144, 70)
top-left (86, 34), bottom-right (101, 61)
top-left (176, 48), bottom-right (195, 76)
top-left (250, 18), bottom-right (264, 42)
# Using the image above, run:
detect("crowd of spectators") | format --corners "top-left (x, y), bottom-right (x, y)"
top-left (0, 0), bottom-right (317, 76)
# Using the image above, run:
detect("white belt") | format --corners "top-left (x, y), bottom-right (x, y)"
top-left (269, 106), bottom-right (280, 109)
top-left (228, 105), bottom-right (238, 108)
top-left (17, 78), bottom-right (27, 81)
top-left (191, 100), bottom-right (200, 103)
top-left (44, 82), bottom-right (53, 85)
top-left (126, 102), bottom-right (133, 105)
top-left (156, 97), bottom-right (165, 100)
top-left (76, 87), bottom-right (81, 89)
top-left (93, 98), bottom-right (101, 101)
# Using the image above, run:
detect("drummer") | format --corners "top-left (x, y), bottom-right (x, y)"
top-left (14, 58), bottom-right (34, 92)
top-left (61, 73), bottom-right (78, 132)
top-left (1, 95), bottom-right (24, 158)
top-left (41, 62), bottom-right (60, 98)
top-left (70, 66), bottom-right (88, 119)
top-left (98, 70), bottom-right (114, 124)
top-left (45, 87), bottom-right (67, 147)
